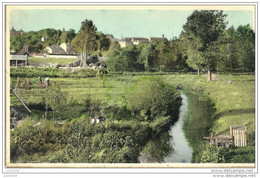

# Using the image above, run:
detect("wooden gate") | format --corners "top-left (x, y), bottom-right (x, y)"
top-left (231, 125), bottom-right (248, 147)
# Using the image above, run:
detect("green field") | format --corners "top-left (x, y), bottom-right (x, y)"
top-left (11, 72), bottom-right (255, 135)
top-left (29, 57), bottom-right (77, 65)
top-left (10, 71), bottom-right (255, 163)
top-left (163, 73), bottom-right (255, 135)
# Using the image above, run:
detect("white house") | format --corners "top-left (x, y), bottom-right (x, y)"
top-left (115, 39), bottom-right (133, 48)
top-left (59, 43), bottom-right (72, 53)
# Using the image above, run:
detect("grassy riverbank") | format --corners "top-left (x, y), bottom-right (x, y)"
top-left (163, 73), bottom-right (255, 135)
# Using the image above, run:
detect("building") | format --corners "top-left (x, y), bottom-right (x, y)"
top-left (148, 37), bottom-right (164, 42)
top-left (45, 45), bottom-right (66, 54)
top-left (59, 43), bottom-right (72, 53)
top-left (10, 55), bottom-right (29, 67)
top-left (114, 35), bottom-right (166, 48)
top-left (45, 43), bottom-right (75, 54)
top-left (10, 27), bottom-right (26, 37)
top-left (116, 39), bottom-right (133, 48)
top-left (129, 37), bottom-right (149, 45)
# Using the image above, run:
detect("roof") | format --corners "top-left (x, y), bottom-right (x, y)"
top-left (10, 55), bottom-right (28, 60)
top-left (132, 38), bottom-right (148, 41)
top-left (46, 45), bottom-right (66, 54)
top-left (149, 37), bottom-right (164, 41)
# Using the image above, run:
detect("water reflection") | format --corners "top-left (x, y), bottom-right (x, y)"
top-left (164, 91), bottom-right (192, 163)
top-left (142, 90), bottom-right (213, 163)
top-left (183, 92), bottom-right (214, 162)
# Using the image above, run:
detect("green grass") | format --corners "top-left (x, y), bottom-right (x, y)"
top-left (11, 72), bottom-right (255, 135)
top-left (29, 57), bottom-right (77, 65)
top-left (163, 73), bottom-right (255, 135)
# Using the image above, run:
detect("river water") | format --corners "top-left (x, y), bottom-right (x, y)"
top-left (164, 91), bottom-right (193, 163)
top-left (163, 90), bottom-right (213, 163)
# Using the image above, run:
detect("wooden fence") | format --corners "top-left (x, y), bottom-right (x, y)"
top-left (204, 125), bottom-right (248, 148)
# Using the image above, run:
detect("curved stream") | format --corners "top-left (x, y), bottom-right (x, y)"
top-left (164, 91), bottom-right (193, 163)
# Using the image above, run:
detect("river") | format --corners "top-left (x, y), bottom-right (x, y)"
top-left (163, 90), bottom-right (213, 163)
top-left (164, 91), bottom-right (192, 163)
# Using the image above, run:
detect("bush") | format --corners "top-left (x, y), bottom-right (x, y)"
top-left (125, 77), bottom-right (181, 121)
top-left (48, 120), bottom-right (151, 163)
top-left (11, 119), bottom-right (71, 161)
top-left (200, 144), bottom-right (225, 163)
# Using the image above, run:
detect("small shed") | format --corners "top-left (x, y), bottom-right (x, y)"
top-left (10, 55), bottom-right (29, 67)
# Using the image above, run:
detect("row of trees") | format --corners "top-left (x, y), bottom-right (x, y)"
top-left (105, 38), bottom-right (189, 72)
top-left (10, 11), bottom-right (255, 76)
top-left (10, 24), bottom-right (111, 55)
top-left (181, 10), bottom-right (255, 80)
top-left (104, 10), bottom-right (255, 79)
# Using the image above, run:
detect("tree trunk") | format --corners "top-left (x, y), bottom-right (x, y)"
top-left (44, 110), bottom-right (48, 122)
top-left (80, 52), bottom-right (83, 67)
top-left (197, 68), bottom-right (200, 76)
top-left (207, 70), bottom-right (212, 81)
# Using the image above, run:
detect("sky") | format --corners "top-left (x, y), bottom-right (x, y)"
top-left (8, 8), bottom-right (254, 40)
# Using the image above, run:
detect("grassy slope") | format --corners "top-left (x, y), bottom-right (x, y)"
top-left (163, 73), bottom-right (255, 135)
top-left (29, 57), bottom-right (76, 65)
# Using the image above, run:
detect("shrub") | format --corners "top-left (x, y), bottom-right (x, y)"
top-left (200, 144), bottom-right (225, 163)
top-left (11, 119), bottom-right (71, 161)
top-left (125, 77), bottom-right (181, 122)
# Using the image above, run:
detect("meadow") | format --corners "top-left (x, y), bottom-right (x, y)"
top-left (11, 70), bottom-right (255, 135)
top-left (9, 68), bottom-right (255, 163)
top-left (29, 57), bottom-right (77, 65)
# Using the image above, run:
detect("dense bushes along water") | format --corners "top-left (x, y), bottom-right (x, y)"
top-left (11, 76), bottom-right (181, 163)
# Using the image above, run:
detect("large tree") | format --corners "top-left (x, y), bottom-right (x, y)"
top-left (181, 10), bottom-right (227, 80)
top-left (71, 19), bottom-right (98, 67)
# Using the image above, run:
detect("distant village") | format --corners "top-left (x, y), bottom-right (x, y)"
top-left (10, 27), bottom-right (166, 69)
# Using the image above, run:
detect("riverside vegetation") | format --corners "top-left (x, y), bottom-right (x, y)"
top-left (10, 10), bottom-right (255, 163)
top-left (10, 70), bottom-right (255, 163)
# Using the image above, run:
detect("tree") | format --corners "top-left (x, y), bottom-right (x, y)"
top-left (97, 33), bottom-right (111, 52)
top-left (155, 39), bottom-right (177, 71)
top-left (182, 10), bottom-right (227, 80)
top-left (71, 19), bottom-right (98, 67)
top-left (42, 86), bottom-right (66, 121)
top-left (139, 42), bottom-right (158, 71)
top-left (233, 24), bottom-right (255, 72)
top-left (106, 45), bottom-right (143, 72)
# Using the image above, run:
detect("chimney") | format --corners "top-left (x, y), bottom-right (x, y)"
top-left (162, 34), bottom-right (164, 38)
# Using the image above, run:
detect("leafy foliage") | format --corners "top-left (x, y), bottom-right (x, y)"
top-left (47, 120), bottom-right (151, 163)
top-left (200, 144), bottom-right (225, 163)
top-left (71, 19), bottom-right (98, 54)
top-left (181, 10), bottom-right (227, 72)
top-left (42, 86), bottom-right (67, 119)
top-left (11, 119), bottom-right (71, 161)
top-left (126, 77), bottom-right (181, 121)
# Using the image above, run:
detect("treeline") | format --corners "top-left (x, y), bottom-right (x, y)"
top-left (106, 26), bottom-right (254, 73)
top-left (10, 27), bottom-right (111, 55)
top-left (10, 28), bottom-right (76, 53)
top-left (10, 11), bottom-right (255, 73)
top-left (105, 38), bottom-right (190, 72)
